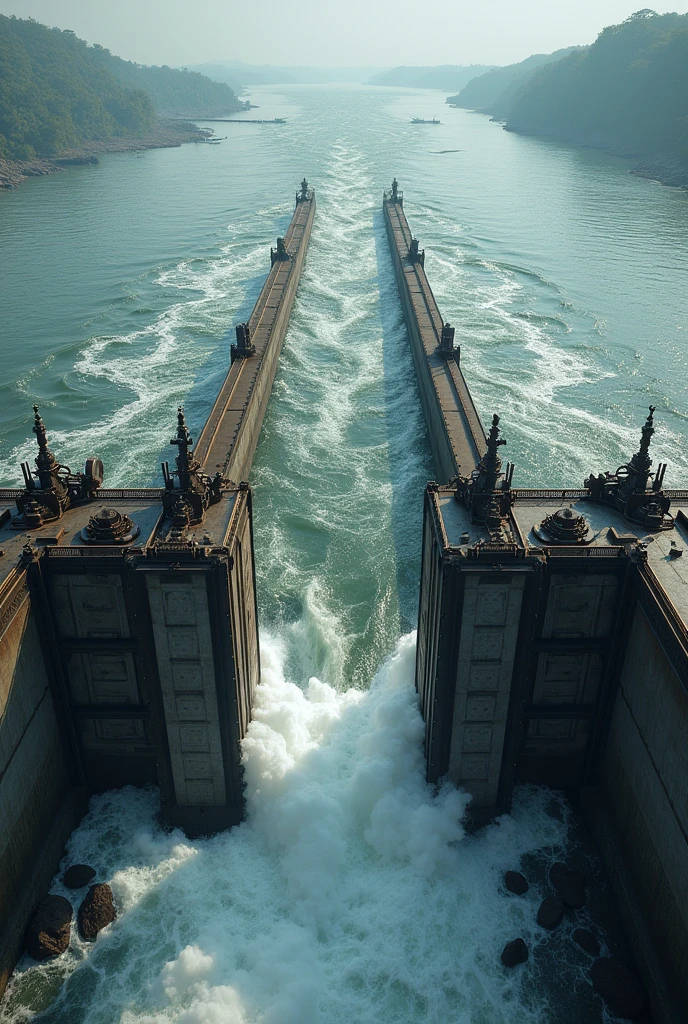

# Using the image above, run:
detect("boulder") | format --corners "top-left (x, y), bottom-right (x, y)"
top-left (63, 864), bottom-right (96, 889)
top-left (504, 870), bottom-right (529, 895)
top-left (590, 957), bottom-right (649, 1020)
top-left (549, 861), bottom-right (586, 909)
top-left (77, 883), bottom-right (116, 940)
top-left (573, 927), bottom-right (600, 957)
top-left (501, 938), bottom-right (529, 967)
top-left (537, 896), bottom-right (564, 930)
top-left (25, 894), bottom-right (72, 960)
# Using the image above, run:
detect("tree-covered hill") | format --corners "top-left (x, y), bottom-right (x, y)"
top-left (505, 11), bottom-right (688, 176)
top-left (93, 49), bottom-right (243, 118)
top-left (0, 16), bottom-right (242, 163)
top-left (447, 48), bottom-right (583, 119)
top-left (0, 16), bottom-right (155, 160)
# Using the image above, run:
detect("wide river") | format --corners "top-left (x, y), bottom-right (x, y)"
top-left (1, 84), bottom-right (686, 1023)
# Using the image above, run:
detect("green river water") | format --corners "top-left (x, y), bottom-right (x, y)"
top-left (0, 84), bottom-right (686, 1024)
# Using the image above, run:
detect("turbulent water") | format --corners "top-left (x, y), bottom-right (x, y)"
top-left (1, 84), bottom-right (687, 1023)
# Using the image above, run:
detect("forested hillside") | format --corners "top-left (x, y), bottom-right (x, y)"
top-left (0, 16), bottom-right (241, 163)
top-left (94, 50), bottom-right (243, 117)
top-left (0, 16), bottom-right (155, 160)
top-left (447, 48), bottom-right (582, 119)
top-left (505, 11), bottom-right (688, 177)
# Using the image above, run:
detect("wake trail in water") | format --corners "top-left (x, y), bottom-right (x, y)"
top-left (413, 205), bottom-right (687, 485)
top-left (251, 141), bottom-right (431, 688)
top-left (1, 222), bottom-right (285, 488)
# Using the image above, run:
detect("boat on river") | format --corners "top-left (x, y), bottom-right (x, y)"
top-left (411, 117), bottom-right (441, 124)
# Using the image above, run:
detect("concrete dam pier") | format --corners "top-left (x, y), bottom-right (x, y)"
top-left (385, 182), bottom-right (688, 1020)
top-left (196, 182), bottom-right (315, 482)
top-left (383, 179), bottom-right (484, 482)
top-left (0, 181), bottom-right (314, 996)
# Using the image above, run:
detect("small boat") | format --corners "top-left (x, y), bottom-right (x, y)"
top-left (411, 117), bottom-right (441, 125)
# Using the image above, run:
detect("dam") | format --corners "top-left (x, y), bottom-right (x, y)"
top-left (1, 169), bottom-right (686, 1022)
top-left (0, 181), bottom-right (314, 997)
top-left (384, 182), bottom-right (688, 1021)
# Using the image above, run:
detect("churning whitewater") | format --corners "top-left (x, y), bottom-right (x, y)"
top-left (2, 635), bottom-right (577, 1024)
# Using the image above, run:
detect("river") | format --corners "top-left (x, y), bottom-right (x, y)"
top-left (0, 83), bottom-right (686, 1023)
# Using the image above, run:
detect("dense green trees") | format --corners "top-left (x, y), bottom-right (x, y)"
top-left (0, 16), bottom-right (241, 162)
top-left (92, 48), bottom-right (243, 118)
top-left (503, 12), bottom-right (688, 169)
top-left (0, 17), bottom-right (155, 159)
top-left (447, 48), bottom-right (582, 119)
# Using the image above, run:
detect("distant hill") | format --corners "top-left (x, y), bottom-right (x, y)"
top-left (0, 16), bottom-right (242, 163)
top-left (447, 48), bottom-right (583, 118)
top-left (94, 52), bottom-right (243, 118)
top-left (185, 61), bottom-right (385, 90)
top-left (368, 65), bottom-right (495, 92)
top-left (504, 11), bottom-right (688, 184)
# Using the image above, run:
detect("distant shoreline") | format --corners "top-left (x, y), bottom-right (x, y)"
top-left (0, 117), bottom-right (214, 191)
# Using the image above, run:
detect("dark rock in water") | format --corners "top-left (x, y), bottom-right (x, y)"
top-left (25, 894), bottom-right (72, 960)
top-left (504, 870), bottom-right (529, 895)
top-left (573, 927), bottom-right (601, 956)
top-left (78, 883), bottom-right (116, 940)
top-left (537, 895), bottom-right (564, 929)
top-left (63, 864), bottom-right (96, 889)
top-left (501, 938), bottom-right (529, 967)
top-left (550, 861), bottom-right (586, 909)
top-left (590, 957), bottom-right (649, 1020)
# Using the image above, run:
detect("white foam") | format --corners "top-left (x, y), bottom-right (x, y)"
top-left (2, 632), bottom-right (573, 1024)
top-left (3, 232), bottom-right (270, 488)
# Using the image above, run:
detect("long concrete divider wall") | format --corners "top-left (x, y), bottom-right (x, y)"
top-left (383, 190), bottom-right (485, 482)
top-left (196, 190), bottom-right (315, 481)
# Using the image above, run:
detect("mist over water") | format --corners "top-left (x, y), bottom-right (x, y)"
top-left (1, 84), bottom-right (687, 1022)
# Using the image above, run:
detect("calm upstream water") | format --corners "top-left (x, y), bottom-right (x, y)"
top-left (1, 84), bottom-right (687, 1023)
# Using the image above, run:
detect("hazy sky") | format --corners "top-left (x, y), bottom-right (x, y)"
top-left (2, 0), bottom-right (688, 67)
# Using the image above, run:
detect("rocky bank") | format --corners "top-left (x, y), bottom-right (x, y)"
top-left (0, 118), bottom-right (213, 190)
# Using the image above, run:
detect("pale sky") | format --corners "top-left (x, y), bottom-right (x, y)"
top-left (2, 0), bottom-right (687, 67)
